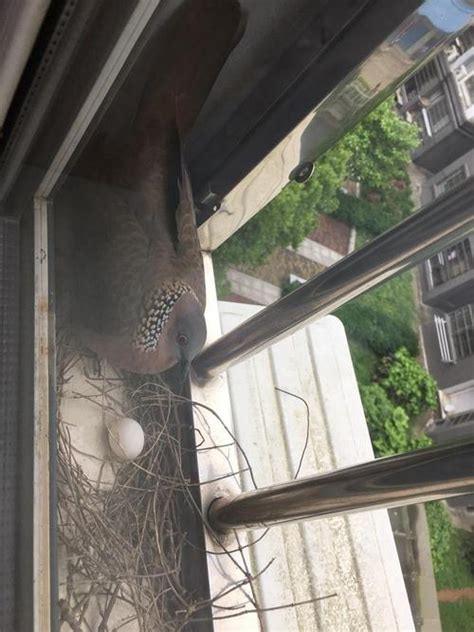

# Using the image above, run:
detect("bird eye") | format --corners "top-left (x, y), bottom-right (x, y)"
top-left (177, 333), bottom-right (189, 347)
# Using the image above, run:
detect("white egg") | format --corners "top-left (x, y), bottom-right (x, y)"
top-left (108, 417), bottom-right (145, 461)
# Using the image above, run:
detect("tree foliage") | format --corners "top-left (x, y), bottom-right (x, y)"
top-left (330, 99), bottom-right (419, 235)
top-left (360, 383), bottom-right (416, 457)
top-left (378, 347), bottom-right (438, 418)
top-left (343, 99), bottom-right (420, 189)
top-left (333, 183), bottom-right (414, 236)
top-left (359, 348), bottom-right (435, 458)
top-left (214, 98), bottom-right (420, 267)
top-left (425, 501), bottom-right (456, 576)
top-left (213, 141), bottom-right (351, 268)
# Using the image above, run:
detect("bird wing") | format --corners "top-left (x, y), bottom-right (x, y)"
top-left (175, 152), bottom-right (206, 306)
top-left (65, 0), bottom-right (246, 339)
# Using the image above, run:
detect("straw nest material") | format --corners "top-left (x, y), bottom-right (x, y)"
top-left (56, 335), bottom-right (334, 631)
top-left (55, 329), bottom-right (263, 631)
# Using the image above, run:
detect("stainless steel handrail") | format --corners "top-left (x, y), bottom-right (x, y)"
top-left (208, 440), bottom-right (474, 532)
top-left (194, 177), bottom-right (474, 379)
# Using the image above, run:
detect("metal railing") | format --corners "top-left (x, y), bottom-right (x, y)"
top-left (208, 441), bottom-right (474, 531)
top-left (194, 177), bottom-right (474, 533)
top-left (194, 177), bottom-right (474, 380)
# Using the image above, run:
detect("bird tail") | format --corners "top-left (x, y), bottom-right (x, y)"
top-left (136, 0), bottom-right (246, 138)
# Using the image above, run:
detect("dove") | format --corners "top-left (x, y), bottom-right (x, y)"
top-left (58, 0), bottom-right (244, 375)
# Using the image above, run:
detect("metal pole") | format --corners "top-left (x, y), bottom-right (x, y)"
top-left (194, 177), bottom-right (474, 379)
top-left (208, 440), bottom-right (474, 532)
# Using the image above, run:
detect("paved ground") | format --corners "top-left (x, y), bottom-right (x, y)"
top-left (309, 213), bottom-right (351, 255)
top-left (239, 247), bottom-right (325, 287)
top-left (438, 588), bottom-right (474, 602)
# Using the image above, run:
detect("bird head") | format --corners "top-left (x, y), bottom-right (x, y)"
top-left (132, 280), bottom-right (206, 376)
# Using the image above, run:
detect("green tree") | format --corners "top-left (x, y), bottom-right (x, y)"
top-left (214, 98), bottom-right (420, 267)
top-left (331, 99), bottom-right (419, 236)
top-left (213, 140), bottom-right (352, 268)
top-left (344, 99), bottom-right (420, 189)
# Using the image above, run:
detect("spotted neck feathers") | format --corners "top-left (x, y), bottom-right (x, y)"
top-left (133, 281), bottom-right (193, 352)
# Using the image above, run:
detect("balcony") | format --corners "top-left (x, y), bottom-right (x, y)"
top-left (427, 238), bottom-right (473, 287)
top-left (422, 236), bottom-right (474, 311)
top-left (450, 304), bottom-right (474, 361)
top-left (447, 26), bottom-right (474, 121)
top-left (399, 27), bottom-right (474, 172)
top-left (433, 303), bottom-right (474, 365)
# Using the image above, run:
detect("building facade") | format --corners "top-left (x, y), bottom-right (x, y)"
top-left (397, 26), bottom-right (474, 172)
top-left (399, 27), bottom-right (474, 530)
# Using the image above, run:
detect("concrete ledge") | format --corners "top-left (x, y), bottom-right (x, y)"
top-left (216, 302), bottom-right (414, 631)
top-left (226, 267), bottom-right (281, 305)
top-left (291, 238), bottom-right (344, 267)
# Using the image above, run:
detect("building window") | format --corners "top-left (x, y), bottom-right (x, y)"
top-left (427, 92), bottom-right (451, 133)
top-left (341, 80), bottom-right (372, 108)
top-left (427, 238), bottom-right (473, 286)
top-left (451, 47), bottom-right (474, 109)
top-left (449, 304), bottom-right (474, 360)
top-left (458, 26), bottom-right (474, 54)
top-left (434, 314), bottom-right (455, 363)
top-left (404, 60), bottom-right (438, 100)
top-left (413, 89), bottom-right (451, 138)
top-left (433, 165), bottom-right (468, 197)
top-left (432, 409), bottom-right (474, 430)
top-left (461, 74), bottom-right (474, 107)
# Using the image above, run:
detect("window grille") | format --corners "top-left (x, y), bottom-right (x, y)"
top-left (427, 237), bottom-right (473, 286)
top-left (449, 304), bottom-right (474, 360)
top-left (434, 314), bottom-right (455, 363)
top-left (462, 74), bottom-right (474, 107)
top-left (427, 94), bottom-right (451, 133)
top-left (405, 60), bottom-right (438, 100)
top-left (458, 26), bottom-right (474, 54)
top-left (434, 165), bottom-right (468, 196)
top-left (433, 409), bottom-right (474, 429)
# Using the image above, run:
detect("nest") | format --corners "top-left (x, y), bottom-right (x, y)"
top-left (56, 336), bottom-right (335, 631)
top-left (56, 330), bottom-right (266, 632)
top-left (58, 373), bottom-right (196, 630)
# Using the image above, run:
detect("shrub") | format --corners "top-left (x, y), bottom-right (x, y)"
top-left (379, 347), bottom-right (438, 418)
top-left (333, 184), bottom-right (414, 236)
top-left (360, 384), bottom-right (410, 456)
top-left (461, 531), bottom-right (474, 576)
top-left (425, 501), bottom-right (457, 576)
top-left (348, 339), bottom-right (378, 386)
top-left (281, 279), bottom-right (303, 296)
top-left (360, 383), bottom-right (431, 457)
top-left (338, 301), bottom-right (419, 357)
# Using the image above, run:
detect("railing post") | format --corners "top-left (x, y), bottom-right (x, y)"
top-left (194, 177), bottom-right (474, 379)
top-left (208, 440), bottom-right (474, 532)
